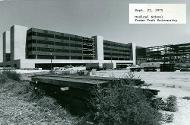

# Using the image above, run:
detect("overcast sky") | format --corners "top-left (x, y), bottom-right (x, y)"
top-left (0, 0), bottom-right (189, 47)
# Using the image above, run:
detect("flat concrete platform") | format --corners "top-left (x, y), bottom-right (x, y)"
top-left (31, 74), bottom-right (143, 89)
top-left (33, 75), bottom-right (108, 84)
top-left (31, 74), bottom-right (159, 95)
top-left (31, 75), bottom-right (111, 90)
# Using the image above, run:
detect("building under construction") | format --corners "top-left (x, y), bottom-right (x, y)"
top-left (135, 43), bottom-right (190, 71)
top-left (146, 43), bottom-right (190, 63)
top-left (136, 43), bottom-right (190, 70)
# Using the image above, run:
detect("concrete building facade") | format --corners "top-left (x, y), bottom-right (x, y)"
top-left (0, 36), bottom-right (3, 63)
top-left (0, 25), bottom-right (136, 69)
top-left (3, 31), bottom-right (11, 62)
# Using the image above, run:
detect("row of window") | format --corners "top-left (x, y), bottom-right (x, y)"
top-left (55, 42), bottom-right (82, 47)
top-left (32, 32), bottom-right (55, 38)
top-left (27, 54), bottom-right (129, 60)
top-left (27, 54), bottom-right (95, 60)
top-left (83, 52), bottom-right (95, 55)
top-left (83, 46), bottom-right (94, 50)
top-left (27, 32), bottom-right (36, 36)
top-left (37, 55), bottom-right (53, 59)
top-left (35, 55), bottom-right (82, 59)
top-left (104, 47), bottom-right (131, 53)
top-left (104, 56), bottom-right (130, 60)
top-left (28, 31), bottom-right (94, 43)
top-left (83, 39), bottom-right (95, 43)
top-left (27, 47), bottom-right (83, 53)
top-left (104, 57), bottom-right (130, 60)
top-left (37, 40), bottom-right (54, 45)
top-left (83, 56), bottom-right (94, 59)
top-left (104, 42), bottom-right (131, 48)
top-left (104, 52), bottom-right (130, 56)
top-left (27, 40), bottom-right (83, 48)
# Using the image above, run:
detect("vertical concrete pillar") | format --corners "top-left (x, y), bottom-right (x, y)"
top-left (93, 36), bottom-right (104, 68)
top-left (3, 31), bottom-right (11, 62)
top-left (132, 43), bottom-right (136, 65)
top-left (2, 32), bottom-right (5, 63)
top-left (99, 63), bottom-right (103, 68)
top-left (10, 25), bottom-right (28, 61)
top-left (0, 35), bottom-right (3, 63)
top-left (113, 62), bottom-right (116, 69)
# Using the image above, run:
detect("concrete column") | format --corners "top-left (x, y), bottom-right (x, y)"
top-left (93, 36), bottom-right (104, 68)
top-left (99, 63), bottom-right (103, 68)
top-left (132, 43), bottom-right (136, 65)
top-left (0, 35), bottom-right (3, 63)
top-left (3, 31), bottom-right (10, 62)
top-left (113, 62), bottom-right (116, 69)
top-left (96, 36), bottom-right (104, 61)
top-left (10, 25), bottom-right (28, 61)
top-left (3, 32), bottom-right (5, 62)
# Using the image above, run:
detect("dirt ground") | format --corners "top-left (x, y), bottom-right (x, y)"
top-left (0, 79), bottom-right (76, 125)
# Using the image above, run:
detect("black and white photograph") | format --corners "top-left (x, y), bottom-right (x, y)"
top-left (0, 0), bottom-right (190, 124)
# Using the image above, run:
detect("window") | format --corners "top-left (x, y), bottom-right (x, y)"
top-left (70, 43), bottom-right (82, 47)
top-left (37, 47), bottom-right (53, 52)
top-left (27, 55), bottom-right (36, 59)
top-left (104, 57), bottom-right (111, 60)
top-left (71, 56), bottom-right (82, 59)
top-left (70, 50), bottom-right (82, 53)
top-left (47, 33), bottom-right (54, 38)
top-left (56, 56), bottom-right (69, 59)
top-left (83, 56), bottom-right (93, 60)
top-left (37, 40), bottom-right (54, 45)
top-left (70, 37), bottom-right (82, 42)
top-left (37, 55), bottom-right (52, 59)
top-left (55, 35), bottom-right (65, 39)
top-left (27, 47), bottom-right (36, 51)
top-left (55, 49), bottom-right (69, 53)
top-left (55, 42), bottom-right (69, 46)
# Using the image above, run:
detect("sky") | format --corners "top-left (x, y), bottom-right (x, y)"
top-left (0, 0), bottom-right (189, 47)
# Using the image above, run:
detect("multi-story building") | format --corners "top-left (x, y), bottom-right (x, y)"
top-left (0, 25), bottom-right (136, 69)
top-left (146, 43), bottom-right (190, 63)
top-left (136, 43), bottom-right (190, 65)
